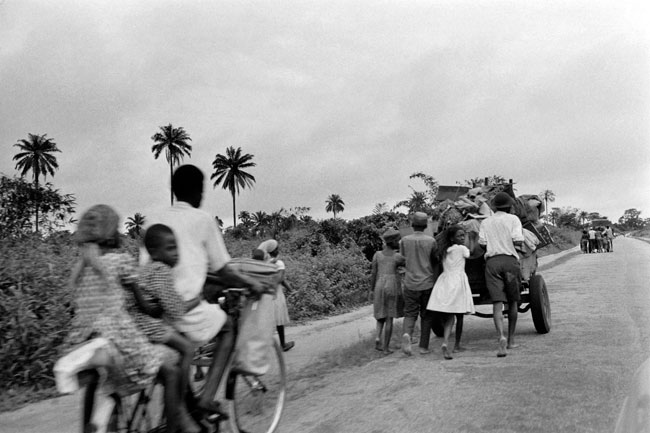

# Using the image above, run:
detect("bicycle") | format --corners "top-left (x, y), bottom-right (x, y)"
top-left (192, 287), bottom-right (287, 433)
top-left (73, 357), bottom-right (167, 433)
top-left (73, 264), bottom-right (286, 433)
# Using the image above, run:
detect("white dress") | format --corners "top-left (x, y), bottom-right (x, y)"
top-left (427, 244), bottom-right (476, 314)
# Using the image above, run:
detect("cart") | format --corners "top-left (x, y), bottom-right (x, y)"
top-left (431, 250), bottom-right (551, 336)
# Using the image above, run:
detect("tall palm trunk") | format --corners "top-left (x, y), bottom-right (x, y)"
top-left (168, 152), bottom-right (174, 205)
top-left (34, 178), bottom-right (39, 233)
top-left (232, 192), bottom-right (236, 227)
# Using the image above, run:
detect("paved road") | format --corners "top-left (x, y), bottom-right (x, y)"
top-left (2, 238), bottom-right (647, 433)
top-left (278, 237), bottom-right (650, 433)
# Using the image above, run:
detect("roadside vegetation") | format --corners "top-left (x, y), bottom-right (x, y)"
top-left (2, 129), bottom-right (645, 411)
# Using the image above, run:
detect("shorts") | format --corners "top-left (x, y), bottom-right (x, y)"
top-left (485, 255), bottom-right (522, 304)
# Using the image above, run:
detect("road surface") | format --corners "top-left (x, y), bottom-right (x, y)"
top-left (1, 237), bottom-right (648, 432)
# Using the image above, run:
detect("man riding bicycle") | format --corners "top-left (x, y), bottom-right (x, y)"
top-left (140, 164), bottom-right (265, 421)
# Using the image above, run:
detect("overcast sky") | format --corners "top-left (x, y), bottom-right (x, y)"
top-left (1, 0), bottom-right (649, 229)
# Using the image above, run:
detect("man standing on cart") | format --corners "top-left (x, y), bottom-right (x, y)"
top-left (478, 192), bottom-right (525, 357)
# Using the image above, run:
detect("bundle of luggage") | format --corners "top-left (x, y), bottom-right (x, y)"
top-left (436, 183), bottom-right (553, 253)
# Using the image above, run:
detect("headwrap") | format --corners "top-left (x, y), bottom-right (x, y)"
top-left (257, 239), bottom-right (279, 261)
top-left (382, 228), bottom-right (401, 244)
top-left (74, 204), bottom-right (120, 245)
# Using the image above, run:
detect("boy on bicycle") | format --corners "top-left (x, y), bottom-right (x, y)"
top-left (125, 223), bottom-right (201, 432)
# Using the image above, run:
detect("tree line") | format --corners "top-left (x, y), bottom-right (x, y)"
top-left (3, 126), bottom-right (351, 238)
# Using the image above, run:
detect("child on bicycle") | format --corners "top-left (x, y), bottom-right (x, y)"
top-left (59, 205), bottom-right (181, 433)
top-left (125, 223), bottom-right (202, 433)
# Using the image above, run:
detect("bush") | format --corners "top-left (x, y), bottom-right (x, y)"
top-left (0, 233), bottom-right (76, 390)
top-left (283, 245), bottom-right (370, 320)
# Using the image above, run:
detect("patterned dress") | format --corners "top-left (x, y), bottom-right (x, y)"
top-left (125, 261), bottom-right (186, 343)
top-left (62, 252), bottom-right (167, 390)
top-left (371, 250), bottom-right (406, 319)
top-left (427, 245), bottom-right (476, 314)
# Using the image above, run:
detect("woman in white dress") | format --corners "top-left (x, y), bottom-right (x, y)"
top-left (427, 225), bottom-right (475, 360)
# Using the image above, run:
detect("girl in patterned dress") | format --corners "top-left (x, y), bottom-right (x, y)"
top-left (369, 229), bottom-right (405, 355)
top-left (61, 205), bottom-right (184, 433)
top-left (427, 225), bottom-right (476, 360)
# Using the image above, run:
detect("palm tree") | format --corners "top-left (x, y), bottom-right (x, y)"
top-left (325, 194), bottom-right (345, 218)
top-left (125, 213), bottom-right (146, 238)
top-left (539, 190), bottom-right (556, 219)
top-left (151, 124), bottom-right (192, 205)
top-left (251, 210), bottom-right (269, 236)
top-left (13, 133), bottom-right (61, 233)
top-left (578, 210), bottom-right (589, 227)
top-left (211, 146), bottom-right (256, 227)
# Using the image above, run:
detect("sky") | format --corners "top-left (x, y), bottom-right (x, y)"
top-left (1, 0), bottom-right (649, 230)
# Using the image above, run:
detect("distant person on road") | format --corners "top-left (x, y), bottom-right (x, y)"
top-left (588, 227), bottom-right (597, 253)
top-left (400, 212), bottom-right (440, 356)
top-left (257, 239), bottom-right (296, 352)
top-left (478, 192), bottom-right (525, 358)
top-left (595, 228), bottom-right (604, 253)
top-left (427, 225), bottom-right (475, 360)
top-left (604, 225), bottom-right (614, 252)
top-left (369, 228), bottom-right (406, 355)
top-left (580, 230), bottom-right (590, 254)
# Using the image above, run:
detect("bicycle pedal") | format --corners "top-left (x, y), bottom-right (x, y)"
top-left (250, 378), bottom-right (265, 392)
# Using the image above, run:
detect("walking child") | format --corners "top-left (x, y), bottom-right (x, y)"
top-left (258, 240), bottom-right (295, 352)
top-left (369, 229), bottom-right (406, 354)
top-left (427, 225), bottom-right (475, 360)
top-left (125, 223), bottom-right (203, 432)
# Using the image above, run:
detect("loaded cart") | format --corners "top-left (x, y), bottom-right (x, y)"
top-left (432, 180), bottom-right (553, 335)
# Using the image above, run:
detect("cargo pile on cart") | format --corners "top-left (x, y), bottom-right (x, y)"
top-left (432, 180), bottom-right (553, 334)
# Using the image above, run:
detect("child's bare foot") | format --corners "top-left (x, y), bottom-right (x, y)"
top-left (401, 333), bottom-right (412, 356)
top-left (442, 344), bottom-right (453, 360)
top-left (452, 344), bottom-right (466, 353)
top-left (497, 337), bottom-right (507, 357)
top-left (382, 348), bottom-right (394, 355)
top-left (507, 342), bottom-right (519, 349)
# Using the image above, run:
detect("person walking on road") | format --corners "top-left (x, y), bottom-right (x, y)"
top-left (588, 227), bottom-right (597, 253)
top-left (257, 239), bottom-right (296, 352)
top-left (478, 192), bottom-right (525, 358)
top-left (400, 212), bottom-right (440, 356)
top-left (605, 225), bottom-right (614, 252)
top-left (369, 228), bottom-right (406, 355)
top-left (427, 225), bottom-right (475, 360)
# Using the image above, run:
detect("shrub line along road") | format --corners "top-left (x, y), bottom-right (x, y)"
top-left (2, 239), bottom-right (648, 432)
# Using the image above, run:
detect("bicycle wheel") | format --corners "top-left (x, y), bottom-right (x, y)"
top-left (227, 340), bottom-right (286, 433)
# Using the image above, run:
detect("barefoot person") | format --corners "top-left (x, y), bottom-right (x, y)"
top-left (399, 212), bottom-right (440, 355)
top-left (478, 192), bottom-right (525, 358)
top-left (369, 229), bottom-right (405, 355)
top-left (426, 225), bottom-right (475, 360)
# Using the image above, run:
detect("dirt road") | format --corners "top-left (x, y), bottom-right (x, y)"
top-left (3, 239), bottom-right (647, 433)
top-left (278, 237), bottom-right (650, 433)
